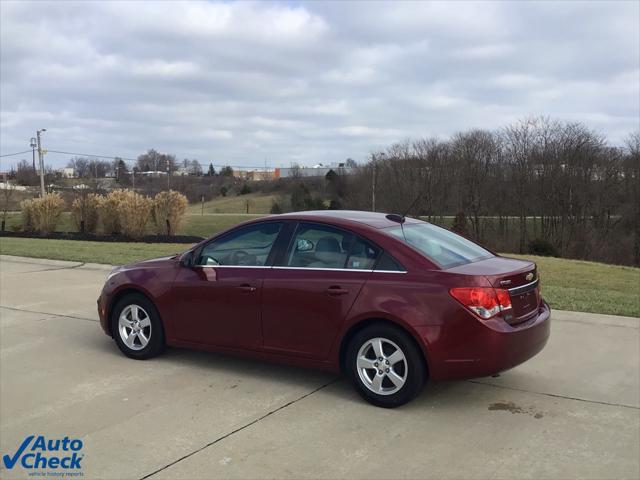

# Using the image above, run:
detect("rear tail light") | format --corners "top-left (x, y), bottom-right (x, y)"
top-left (449, 287), bottom-right (512, 320)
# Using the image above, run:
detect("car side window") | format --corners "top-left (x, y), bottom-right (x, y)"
top-left (285, 223), bottom-right (353, 269)
top-left (197, 222), bottom-right (283, 267)
top-left (346, 237), bottom-right (380, 270)
top-left (374, 251), bottom-right (406, 272)
top-left (283, 223), bottom-right (380, 270)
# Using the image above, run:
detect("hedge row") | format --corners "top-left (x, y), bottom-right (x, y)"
top-left (20, 190), bottom-right (188, 239)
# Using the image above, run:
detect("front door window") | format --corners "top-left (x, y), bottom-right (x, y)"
top-left (198, 222), bottom-right (283, 267)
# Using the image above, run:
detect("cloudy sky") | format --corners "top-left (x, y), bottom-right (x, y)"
top-left (1, 0), bottom-right (638, 169)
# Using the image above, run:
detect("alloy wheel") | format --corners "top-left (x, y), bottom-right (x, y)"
top-left (356, 337), bottom-right (408, 396)
top-left (118, 304), bottom-right (152, 351)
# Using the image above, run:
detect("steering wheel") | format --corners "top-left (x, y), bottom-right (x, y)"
top-left (230, 250), bottom-right (256, 266)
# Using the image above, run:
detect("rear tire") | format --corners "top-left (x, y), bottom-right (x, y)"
top-left (346, 323), bottom-right (426, 408)
top-left (111, 293), bottom-right (165, 360)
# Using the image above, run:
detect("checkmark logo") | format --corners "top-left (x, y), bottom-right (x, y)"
top-left (3, 435), bottom-right (34, 469)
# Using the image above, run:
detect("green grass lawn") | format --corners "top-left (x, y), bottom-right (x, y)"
top-left (187, 193), bottom-right (277, 214)
top-left (184, 214), bottom-right (264, 237)
top-left (506, 253), bottom-right (639, 318)
top-left (1, 235), bottom-right (638, 317)
top-left (0, 237), bottom-right (190, 266)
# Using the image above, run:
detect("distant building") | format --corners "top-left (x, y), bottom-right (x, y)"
top-left (58, 167), bottom-right (75, 178)
top-left (274, 163), bottom-right (355, 179)
top-left (0, 181), bottom-right (27, 191)
top-left (139, 170), bottom-right (167, 177)
top-left (233, 169), bottom-right (276, 181)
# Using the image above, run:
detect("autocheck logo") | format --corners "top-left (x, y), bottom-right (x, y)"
top-left (3, 435), bottom-right (84, 472)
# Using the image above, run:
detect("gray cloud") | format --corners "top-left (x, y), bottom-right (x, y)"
top-left (1, 0), bottom-right (638, 169)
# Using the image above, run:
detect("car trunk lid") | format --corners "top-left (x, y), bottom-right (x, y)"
top-left (448, 256), bottom-right (540, 325)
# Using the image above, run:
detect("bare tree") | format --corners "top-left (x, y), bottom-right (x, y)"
top-left (15, 160), bottom-right (38, 186)
top-left (136, 149), bottom-right (177, 173)
top-left (343, 117), bottom-right (637, 266)
top-left (1, 177), bottom-right (17, 230)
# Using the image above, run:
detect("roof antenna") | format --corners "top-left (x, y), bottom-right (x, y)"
top-left (385, 193), bottom-right (424, 241)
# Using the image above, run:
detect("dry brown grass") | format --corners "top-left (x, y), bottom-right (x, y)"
top-left (98, 190), bottom-right (128, 234)
top-left (71, 193), bottom-right (101, 233)
top-left (21, 193), bottom-right (66, 234)
top-left (20, 198), bottom-right (35, 231)
top-left (119, 191), bottom-right (152, 239)
top-left (152, 190), bottom-right (188, 235)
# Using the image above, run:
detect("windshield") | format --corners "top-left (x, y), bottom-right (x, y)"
top-left (385, 223), bottom-right (493, 268)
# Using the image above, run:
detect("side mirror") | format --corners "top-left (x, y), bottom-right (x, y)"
top-left (296, 239), bottom-right (314, 252)
top-left (180, 250), bottom-right (194, 267)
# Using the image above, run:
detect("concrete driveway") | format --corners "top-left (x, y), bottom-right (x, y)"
top-left (1, 255), bottom-right (638, 479)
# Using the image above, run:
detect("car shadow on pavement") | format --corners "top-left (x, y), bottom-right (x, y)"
top-left (88, 331), bottom-right (490, 410)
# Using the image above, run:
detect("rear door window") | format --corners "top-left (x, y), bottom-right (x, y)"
top-left (374, 251), bottom-right (406, 272)
top-left (284, 223), bottom-right (352, 269)
top-left (281, 223), bottom-right (380, 270)
top-left (346, 237), bottom-right (380, 270)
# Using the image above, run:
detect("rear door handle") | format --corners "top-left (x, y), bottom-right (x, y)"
top-left (238, 284), bottom-right (257, 293)
top-left (325, 286), bottom-right (349, 296)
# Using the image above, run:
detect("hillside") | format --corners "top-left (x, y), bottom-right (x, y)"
top-left (187, 193), bottom-right (277, 214)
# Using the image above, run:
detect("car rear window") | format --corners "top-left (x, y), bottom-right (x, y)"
top-left (385, 223), bottom-right (493, 269)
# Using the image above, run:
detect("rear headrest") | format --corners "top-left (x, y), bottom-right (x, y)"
top-left (316, 236), bottom-right (341, 253)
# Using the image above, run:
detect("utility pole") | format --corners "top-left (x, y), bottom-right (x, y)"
top-left (371, 163), bottom-right (377, 212)
top-left (131, 169), bottom-right (135, 190)
top-left (30, 137), bottom-right (37, 171)
top-left (36, 129), bottom-right (46, 197)
top-left (166, 163), bottom-right (170, 190)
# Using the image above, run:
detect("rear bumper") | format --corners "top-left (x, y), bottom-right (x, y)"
top-left (423, 301), bottom-right (551, 380)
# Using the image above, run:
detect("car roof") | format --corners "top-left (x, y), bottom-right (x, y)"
top-left (267, 210), bottom-right (424, 229)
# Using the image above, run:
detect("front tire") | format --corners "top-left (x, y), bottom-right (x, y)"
top-left (346, 323), bottom-right (426, 408)
top-left (111, 293), bottom-right (165, 360)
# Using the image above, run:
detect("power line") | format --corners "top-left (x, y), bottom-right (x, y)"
top-left (47, 149), bottom-right (138, 162)
top-left (0, 149), bottom-right (32, 158)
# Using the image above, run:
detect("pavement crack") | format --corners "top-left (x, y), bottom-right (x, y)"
top-left (140, 377), bottom-right (340, 480)
top-left (18, 262), bottom-right (87, 273)
top-left (0, 305), bottom-right (98, 323)
top-left (468, 379), bottom-right (639, 410)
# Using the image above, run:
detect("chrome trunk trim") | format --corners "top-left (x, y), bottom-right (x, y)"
top-left (508, 278), bottom-right (539, 295)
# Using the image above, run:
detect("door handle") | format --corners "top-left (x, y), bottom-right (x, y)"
top-left (237, 284), bottom-right (257, 293)
top-left (325, 286), bottom-right (349, 296)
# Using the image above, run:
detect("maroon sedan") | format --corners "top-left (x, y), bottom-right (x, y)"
top-left (98, 211), bottom-right (550, 407)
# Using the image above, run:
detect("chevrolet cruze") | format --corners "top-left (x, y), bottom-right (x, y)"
top-left (98, 211), bottom-right (550, 407)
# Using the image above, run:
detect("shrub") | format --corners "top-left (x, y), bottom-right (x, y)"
top-left (451, 211), bottom-right (469, 237)
top-left (71, 194), bottom-right (101, 233)
top-left (528, 238), bottom-right (558, 257)
top-left (119, 191), bottom-right (152, 239)
top-left (20, 199), bottom-right (35, 231)
top-left (270, 201), bottom-right (283, 214)
top-left (239, 183), bottom-right (251, 195)
top-left (328, 199), bottom-right (342, 210)
top-left (99, 190), bottom-right (128, 234)
top-left (30, 193), bottom-right (65, 234)
top-left (151, 190), bottom-right (188, 235)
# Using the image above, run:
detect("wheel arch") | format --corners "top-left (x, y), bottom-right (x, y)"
top-left (107, 287), bottom-right (159, 336)
top-left (338, 317), bottom-right (430, 377)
